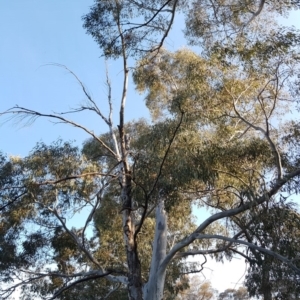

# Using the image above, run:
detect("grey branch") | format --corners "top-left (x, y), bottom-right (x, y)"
top-left (246, 0), bottom-right (266, 26)
top-left (194, 234), bottom-right (300, 274)
top-left (160, 168), bottom-right (300, 273)
top-left (1, 106), bottom-right (118, 158)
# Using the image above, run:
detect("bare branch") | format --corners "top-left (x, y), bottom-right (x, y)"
top-left (19, 268), bottom-right (119, 279)
top-left (0, 190), bottom-right (27, 211)
top-left (117, 12), bottom-right (130, 165)
top-left (150, 0), bottom-right (178, 55)
top-left (176, 229), bottom-right (246, 259)
top-left (109, 0), bottom-right (177, 56)
top-left (180, 255), bottom-right (207, 275)
top-left (194, 234), bottom-right (300, 274)
top-left (246, 0), bottom-right (266, 26)
top-left (226, 83), bottom-right (283, 179)
top-left (49, 271), bottom-right (113, 300)
top-left (47, 63), bottom-right (111, 126)
top-left (0, 274), bottom-right (46, 299)
top-left (1, 106), bottom-right (118, 158)
top-left (48, 207), bottom-right (102, 269)
top-left (135, 112), bottom-right (185, 237)
top-left (81, 177), bottom-right (115, 249)
top-left (230, 248), bottom-right (255, 263)
top-left (147, 112), bottom-right (185, 198)
top-left (105, 61), bottom-right (121, 160)
top-left (129, 0), bottom-right (174, 14)
top-left (36, 172), bottom-right (117, 186)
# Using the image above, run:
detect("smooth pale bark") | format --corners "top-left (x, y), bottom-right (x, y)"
top-left (158, 168), bottom-right (300, 273)
top-left (143, 199), bottom-right (168, 300)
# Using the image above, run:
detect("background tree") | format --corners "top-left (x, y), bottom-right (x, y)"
top-left (218, 287), bottom-right (249, 300)
top-left (176, 276), bottom-right (216, 300)
top-left (243, 203), bottom-right (300, 300)
top-left (1, 1), bottom-right (300, 299)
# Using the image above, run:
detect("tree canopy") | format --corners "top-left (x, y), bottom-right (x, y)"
top-left (1, 1), bottom-right (300, 299)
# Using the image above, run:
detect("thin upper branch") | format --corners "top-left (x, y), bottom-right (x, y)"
top-left (109, 0), bottom-right (177, 56)
top-left (176, 230), bottom-right (245, 259)
top-left (36, 172), bottom-right (117, 186)
top-left (48, 63), bottom-right (111, 126)
top-left (135, 112), bottom-right (185, 236)
top-left (81, 178), bottom-right (115, 249)
top-left (49, 207), bottom-right (102, 269)
top-left (0, 190), bottom-right (27, 211)
top-left (116, 8), bottom-right (130, 167)
top-left (246, 0), bottom-right (266, 26)
top-left (105, 61), bottom-right (121, 160)
top-left (0, 274), bottom-right (46, 298)
top-left (226, 84), bottom-right (283, 179)
top-left (49, 271), bottom-right (113, 300)
top-left (147, 112), bottom-right (185, 198)
top-left (1, 106), bottom-right (118, 158)
top-left (150, 0), bottom-right (178, 54)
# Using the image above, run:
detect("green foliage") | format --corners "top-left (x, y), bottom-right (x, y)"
top-left (218, 287), bottom-right (249, 300)
top-left (244, 202), bottom-right (300, 299)
top-left (184, 0), bottom-right (300, 49)
top-left (176, 276), bottom-right (216, 300)
top-left (1, 1), bottom-right (300, 299)
top-left (82, 0), bottom-right (181, 58)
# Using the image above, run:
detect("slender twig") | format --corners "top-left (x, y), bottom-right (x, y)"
top-left (0, 190), bottom-right (27, 211)
top-left (47, 63), bottom-right (111, 126)
top-left (176, 229), bottom-right (245, 259)
top-left (246, 0), bottom-right (266, 26)
top-left (108, 0), bottom-right (177, 55)
top-left (147, 112), bottom-right (185, 198)
top-left (1, 274), bottom-right (46, 298)
top-left (36, 172), bottom-right (117, 186)
top-left (105, 61), bottom-right (121, 160)
top-left (49, 207), bottom-right (102, 269)
top-left (135, 112), bottom-right (185, 237)
top-left (150, 0), bottom-right (178, 55)
top-left (1, 106), bottom-right (118, 158)
top-left (225, 84), bottom-right (283, 179)
top-left (81, 177), bottom-right (115, 249)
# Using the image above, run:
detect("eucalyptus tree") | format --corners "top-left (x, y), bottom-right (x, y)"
top-left (242, 203), bottom-right (300, 300)
top-left (1, 1), bottom-right (300, 300)
top-left (175, 277), bottom-right (215, 300)
top-left (218, 287), bottom-right (249, 300)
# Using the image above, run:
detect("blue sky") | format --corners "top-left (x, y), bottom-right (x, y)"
top-left (1, 2), bottom-right (299, 157)
top-left (0, 1), bottom-right (151, 156)
top-left (0, 1), bottom-right (191, 157)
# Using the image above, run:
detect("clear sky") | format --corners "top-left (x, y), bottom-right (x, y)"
top-left (1, 3), bottom-right (298, 155)
top-left (1, 1), bottom-right (300, 296)
top-left (0, 1), bottom-right (152, 156)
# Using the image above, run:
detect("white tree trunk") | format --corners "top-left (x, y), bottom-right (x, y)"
top-left (143, 198), bottom-right (168, 300)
